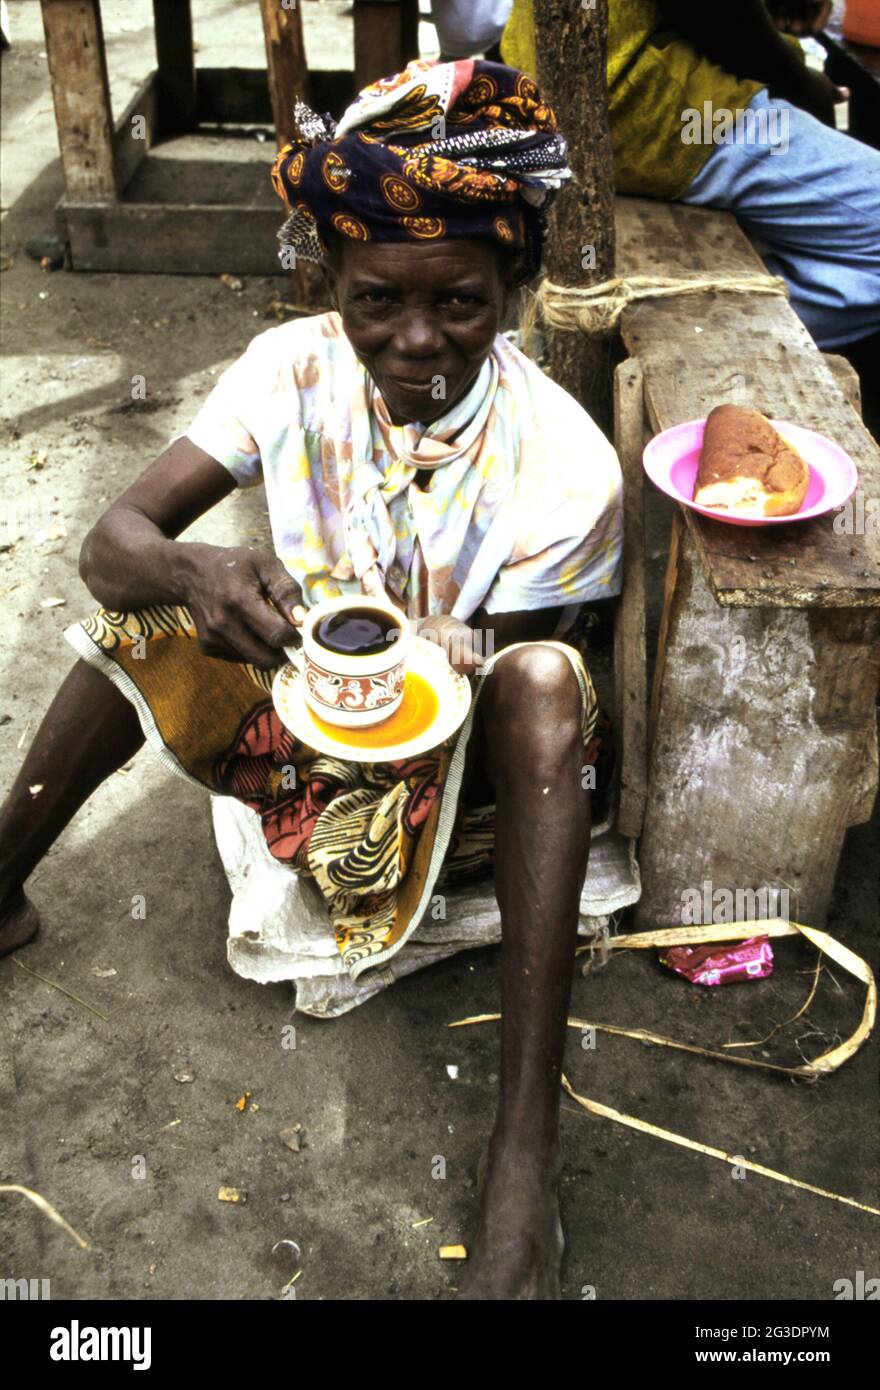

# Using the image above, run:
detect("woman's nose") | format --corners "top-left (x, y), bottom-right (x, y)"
top-left (391, 310), bottom-right (445, 358)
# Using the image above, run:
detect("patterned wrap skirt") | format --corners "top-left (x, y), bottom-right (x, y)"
top-left (64, 604), bottom-right (600, 982)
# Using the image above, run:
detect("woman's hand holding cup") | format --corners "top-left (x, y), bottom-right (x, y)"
top-left (179, 543), bottom-right (304, 670)
top-left (416, 615), bottom-right (485, 677)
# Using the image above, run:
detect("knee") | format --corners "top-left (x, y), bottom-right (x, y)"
top-left (489, 644), bottom-right (582, 728)
top-left (483, 646), bottom-right (584, 788)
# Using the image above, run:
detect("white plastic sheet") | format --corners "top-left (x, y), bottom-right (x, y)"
top-left (212, 793), bottom-right (641, 1017)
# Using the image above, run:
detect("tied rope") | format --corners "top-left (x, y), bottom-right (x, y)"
top-left (521, 271), bottom-right (790, 347)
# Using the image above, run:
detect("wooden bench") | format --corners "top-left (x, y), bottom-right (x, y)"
top-left (40, 0), bottom-right (419, 275)
top-left (611, 197), bottom-right (880, 930)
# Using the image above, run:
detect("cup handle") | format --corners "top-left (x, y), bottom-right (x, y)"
top-left (283, 645), bottom-right (304, 671)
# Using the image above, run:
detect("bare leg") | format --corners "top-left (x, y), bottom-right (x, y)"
top-left (457, 646), bottom-right (589, 1300)
top-left (0, 658), bottom-right (145, 954)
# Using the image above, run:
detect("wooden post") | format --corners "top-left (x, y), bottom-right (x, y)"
top-left (612, 360), bottom-right (648, 839)
top-left (532, 0), bottom-right (615, 430)
top-left (152, 0), bottom-right (197, 138)
top-left (259, 0), bottom-right (309, 149)
top-left (40, 0), bottom-right (119, 204)
top-left (353, 0), bottom-right (418, 89)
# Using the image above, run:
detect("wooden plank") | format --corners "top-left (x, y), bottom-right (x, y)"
top-left (615, 197), bottom-right (880, 609)
top-left (195, 68), bottom-right (355, 127)
top-left (40, 0), bottom-right (119, 204)
top-left (113, 71), bottom-right (159, 191)
top-left (648, 506), bottom-right (682, 751)
top-left (152, 0), bottom-right (197, 137)
top-left (197, 67), bottom-right (273, 124)
top-left (258, 0), bottom-right (309, 148)
top-left (400, 0), bottom-right (420, 58)
top-left (354, 1), bottom-right (415, 89)
top-left (849, 720), bottom-right (879, 826)
top-left (612, 359), bottom-right (648, 839)
top-left (635, 522), bottom-right (880, 929)
top-left (62, 201), bottom-right (293, 275)
top-left (823, 352), bottom-right (862, 415)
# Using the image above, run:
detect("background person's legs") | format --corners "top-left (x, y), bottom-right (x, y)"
top-left (0, 658), bottom-right (145, 953)
top-left (679, 90), bottom-right (880, 354)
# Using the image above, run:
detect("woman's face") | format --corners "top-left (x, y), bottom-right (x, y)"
top-left (324, 237), bottom-right (510, 426)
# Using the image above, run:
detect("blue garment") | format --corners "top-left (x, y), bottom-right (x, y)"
top-left (680, 89), bottom-right (880, 349)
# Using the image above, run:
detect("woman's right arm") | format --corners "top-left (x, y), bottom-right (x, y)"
top-left (79, 436), bottom-right (304, 669)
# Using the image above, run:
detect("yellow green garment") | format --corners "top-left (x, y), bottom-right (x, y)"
top-left (501, 0), bottom-right (764, 199)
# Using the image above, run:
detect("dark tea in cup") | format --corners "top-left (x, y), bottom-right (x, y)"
top-left (314, 608), bottom-right (403, 657)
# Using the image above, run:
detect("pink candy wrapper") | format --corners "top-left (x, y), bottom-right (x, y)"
top-left (660, 936), bottom-right (774, 987)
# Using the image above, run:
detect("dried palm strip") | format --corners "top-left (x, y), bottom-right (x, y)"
top-left (722, 956), bottom-right (822, 1051)
top-left (447, 920), bottom-right (878, 1217)
top-left (0, 1183), bottom-right (91, 1248)
top-left (559, 1076), bottom-right (880, 1218)
top-left (451, 1011), bottom-right (800, 1075)
top-left (567, 919), bottom-right (876, 1078)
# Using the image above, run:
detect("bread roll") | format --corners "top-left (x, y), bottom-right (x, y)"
top-left (694, 404), bottom-right (810, 518)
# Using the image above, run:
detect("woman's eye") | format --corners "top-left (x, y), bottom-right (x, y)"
top-left (358, 291), bottom-right (394, 305)
top-left (444, 295), bottom-right (480, 308)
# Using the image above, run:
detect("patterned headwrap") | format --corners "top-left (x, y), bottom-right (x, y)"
top-left (269, 58), bottom-right (572, 279)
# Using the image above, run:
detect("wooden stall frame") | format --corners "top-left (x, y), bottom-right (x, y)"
top-left (612, 198), bottom-right (880, 929)
top-left (41, 0), bottom-right (419, 276)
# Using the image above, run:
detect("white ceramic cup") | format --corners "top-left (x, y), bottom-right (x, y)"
top-left (285, 596), bottom-right (410, 728)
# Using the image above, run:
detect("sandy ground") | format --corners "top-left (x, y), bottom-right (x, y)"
top-left (1, 0), bottom-right (878, 1302)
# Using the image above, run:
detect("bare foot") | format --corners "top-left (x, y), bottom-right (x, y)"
top-left (456, 1140), bottom-right (564, 1300)
top-left (0, 887), bottom-right (41, 957)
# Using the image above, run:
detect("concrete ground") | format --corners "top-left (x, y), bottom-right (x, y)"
top-left (1, 1), bottom-right (877, 1302)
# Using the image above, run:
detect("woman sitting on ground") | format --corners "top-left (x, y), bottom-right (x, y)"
top-left (0, 58), bottom-right (623, 1299)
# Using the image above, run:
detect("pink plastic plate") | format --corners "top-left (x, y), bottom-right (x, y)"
top-left (642, 417), bottom-right (858, 526)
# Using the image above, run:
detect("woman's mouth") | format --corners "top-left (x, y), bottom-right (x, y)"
top-left (387, 375), bottom-right (438, 394)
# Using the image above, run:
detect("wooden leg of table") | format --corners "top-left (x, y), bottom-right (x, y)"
top-left (259, 0), bottom-right (308, 148)
top-left (612, 360), bottom-right (648, 840)
top-left (354, 0), bottom-right (419, 89)
top-left (152, 0), bottom-right (196, 137)
top-left (635, 515), bottom-right (880, 929)
top-left (40, 0), bottom-right (119, 203)
top-left (400, 0), bottom-right (420, 59)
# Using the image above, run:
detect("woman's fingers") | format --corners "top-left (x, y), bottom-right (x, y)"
top-left (418, 616), bottom-right (484, 675)
top-left (255, 555), bottom-right (306, 626)
top-left (183, 546), bottom-right (302, 665)
top-left (197, 610), bottom-right (290, 670)
top-left (234, 582), bottom-right (299, 648)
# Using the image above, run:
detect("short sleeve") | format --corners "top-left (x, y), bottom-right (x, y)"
top-left (185, 335), bottom-right (268, 489)
top-left (482, 403), bottom-right (624, 615)
top-left (484, 490), bottom-right (623, 613)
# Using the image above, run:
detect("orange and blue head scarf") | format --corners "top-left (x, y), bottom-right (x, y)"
top-left (269, 58), bottom-right (572, 279)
